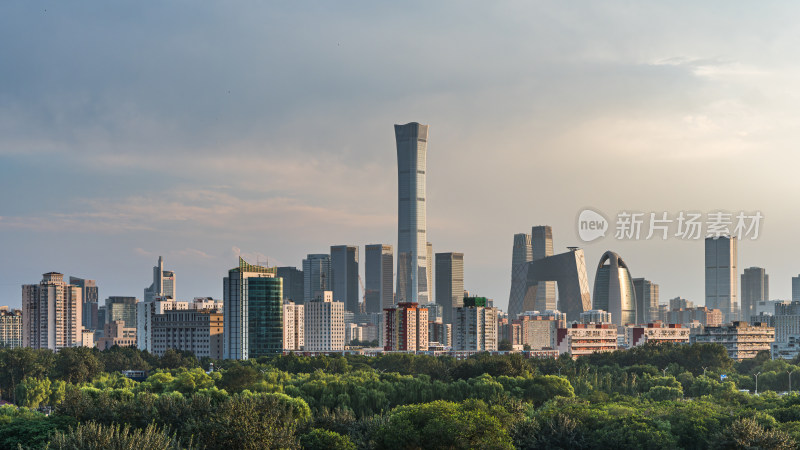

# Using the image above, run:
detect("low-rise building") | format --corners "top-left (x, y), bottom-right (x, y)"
top-left (625, 322), bottom-right (690, 347)
top-left (692, 321), bottom-right (774, 360)
top-left (96, 320), bottom-right (137, 350)
top-left (151, 309), bottom-right (223, 359)
top-left (556, 323), bottom-right (617, 359)
top-left (666, 307), bottom-right (723, 328)
top-left (580, 310), bottom-right (612, 324)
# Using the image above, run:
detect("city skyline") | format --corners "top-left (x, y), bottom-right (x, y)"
top-left (4, 3), bottom-right (800, 311)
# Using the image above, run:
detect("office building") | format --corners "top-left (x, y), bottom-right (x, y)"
top-left (508, 233), bottom-right (533, 320)
top-left (592, 251), bottom-right (636, 326)
top-left (96, 320), bottom-right (136, 350)
top-left (137, 298), bottom-right (189, 352)
top-left (692, 322), bottom-right (774, 360)
top-left (557, 323), bottom-right (618, 359)
top-left (705, 236), bottom-right (739, 322)
top-left (22, 272), bottom-right (82, 350)
top-left (741, 267), bottom-right (769, 322)
top-left (152, 310), bottom-right (223, 359)
top-left (277, 267), bottom-right (305, 304)
top-left (755, 299), bottom-right (789, 316)
top-left (331, 245), bottom-right (360, 313)
top-left (580, 309), bottom-right (612, 324)
top-left (669, 297), bottom-right (694, 311)
top-left (632, 278), bottom-right (659, 323)
top-left (626, 323), bottom-right (690, 347)
top-left (428, 319), bottom-right (452, 347)
top-left (69, 277), bottom-right (99, 330)
top-left (365, 244), bottom-right (393, 314)
top-left (531, 226), bottom-right (557, 311)
top-left (304, 291), bottom-right (345, 352)
top-left (384, 302), bottom-right (429, 351)
top-left (283, 301), bottom-right (304, 351)
top-left (104, 297), bottom-right (138, 331)
top-left (426, 242), bottom-right (434, 305)
top-left (512, 311), bottom-right (564, 350)
top-left (144, 256), bottom-right (175, 303)
top-left (302, 254), bottom-right (331, 303)
top-left (435, 252), bottom-right (464, 325)
top-left (453, 296), bottom-right (498, 351)
top-left (223, 257), bottom-right (283, 359)
top-left (666, 307), bottom-right (723, 328)
top-left (794, 276), bottom-right (800, 303)
top-left (395, 122), bottom-right (430, 304)
top-left (774, 301), bottom-right (800, 343)
top-left (0, 307), bottom-right (23, 348)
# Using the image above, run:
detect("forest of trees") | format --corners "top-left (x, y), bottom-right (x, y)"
top-left (2, 343), bottom-right (800, 448)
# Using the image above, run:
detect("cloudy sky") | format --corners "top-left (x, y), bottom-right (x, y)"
top-left (2, 2), bottom-right (800, 311)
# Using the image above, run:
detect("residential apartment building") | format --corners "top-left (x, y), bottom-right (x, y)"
top-left (283, 301), bottom-right (304, 351)
top-left (151, 309), bottom-right (223, 359)
top-left (304, 291), bottom-right (345, 352)
top-left (625, 323), bottom-right (690, 347)
top-left (384, 302), bottom-right (429, 351)
top-left (453, 296), bottom-right (498, 351)
top-left (22, 272), bottom-right (82, 350)
top-left (0, 307), bottom-right (23, 348)
top-left (556, 323), bottom-right (618, 359)
top-left (96, 320), bottom-right (137, 350)
top-left (692, 322), bottom-right (774, 360)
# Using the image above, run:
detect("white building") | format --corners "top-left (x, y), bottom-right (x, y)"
top-left (580, 309), bottom-right (612, 324)
top-left (283, 301), bottom-right (304, 351)
top-left (453, 297), bottom-right (498, 351)
top-left (137, 297), bottom-right (189, 352)
top-left (625, 323), bottom-right (690, 347)
top-left (304, 291), bottom-right (345, 352)
top-left (22, 272), bottom-right (83, 350)
top-left (0, 307), bottom-right (23, 348)
top-left (557, 323), bottom-right (618, 359)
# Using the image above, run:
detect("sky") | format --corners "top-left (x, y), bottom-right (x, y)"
top-left (2, 1), bottom-right (800, 312)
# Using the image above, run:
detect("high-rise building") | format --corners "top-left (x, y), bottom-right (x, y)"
top-left (531, 226), bottom-right (556, 311)
top-left (302, 254), bottom-right (331, 303)
top-left (426, 242), bottom-right (434, 305)
top-left (580, 309), bottom-right (613, 324)
top-left (365, 244), bottom-right (393, 314)
top-left (277, 267), bottom-right (305, 304)
top-left (283, 301), bottom-right (304, 351)
top-left (22, 273), bottom-right (83, 350)
top-left (395, 122), bottom-right (430, 304)
top-left (384, 302), bottom-right (429, 351)
top-left (435, 252), bottom-right (464, 325)
top-left (144, 256), bottom-right (175, 303)
top-left (152, 310), bottom-right (223, 359)
top-left (104, 297), bottom-right (138, 331)
top-left (69, 277), bottom-right (98, 330)
top-left (511, 311), bottom-right (564, 350)
top-left (0, 307), bottom-right (23, 348)
top-left (632, 278), bottom-right (659, 323)
top-left (331, 245), bottom-right (359, 313)
top-left (669, 297), bottom-right (694, 311)
top-left (508, 233), bottom-right (533, 319)
top-left (793, 275), bottom-right (800, 303)
top-left (741, 267), bottom-right (769, 322)
top-left (304, 291), bottom-right (345, 352)
top-left (705, 236), bottom-right (738, 322)
top-left (137, 297), bottom-right (189, 352)
top-left (223, 257), bottom-right (283, 360)
top-left (453, 296), bottom-right (498, 351)
top-left (592, 251), bottom-right (637, 326)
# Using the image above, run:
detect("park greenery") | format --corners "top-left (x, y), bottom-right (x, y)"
top-left (2, 344), bottom-right (800, 448)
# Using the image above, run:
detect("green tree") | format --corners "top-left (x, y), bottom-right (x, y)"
top-left (16, 377), bottom-right (52, 408)
top-left (218, 365), bottom-right (262, 393)
top-left (46, 422), bottom-right (188, 450)
top-left (53, 347), bottom-right (103, 384)
top-left (300, 428), bottom-right (356, 450)
top-left (711, 417), bottom-right (795, 450)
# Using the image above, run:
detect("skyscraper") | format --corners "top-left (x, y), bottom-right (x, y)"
top-left (277, 266), bottom-right (305, 304)
top-left (453, 296), bottom-right (498, 351)
top-left (144, 256), bottom-right (175, 303)
top-left (508, 233), bottom-right (533, 318)
top-left (69, 277), bottom-right (98, 330)
top-left (223, 257), bottom-right (283, 360)
top-left (365, 244), bottom-right (393, 314)
top-left (741, 267), bottom-right (769, 321)
top-left (435, 252), bottom-right (464, 325)
top-left (395, 122), bottom-right (429, 304)
top-left (104, 296), bottom-right (138, 330)
top-left (592, 251), bottom-right (637, 326)
top-left (531, 226), bottom-right (556, 311)
top-left (302, 254), bottom-right (331, 303)
top-left (632, 278), bottom-right (659, 323)
top-left (794, 275), bottom-right (800, 303)
top-left (426, 242), bottom-right (434, 305)
top-left (331, 245), bottom-right (359, 313)
top-left (22, 272), bottom-right (83, 350)
top-left (705, 236), bottom-right (738, 322)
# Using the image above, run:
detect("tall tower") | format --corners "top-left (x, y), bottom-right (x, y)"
top-left (507, 233), bottom-right (533, 319)
top-left (741, 267), bottom-right (769, 321)
top-left (69, 276), bottom-right (98, 330)
top-left (144, 256), bottom-right (175, 303)
top-left (532, 225), bottom-right (556, 311)
top-left (22, 272), bottom-right (83, 349)
top-left (435, 252), bottom-right (464, 325)
top-left (705, 236), bottom-right (738, 322)
top-left (592, 251), bottom-right (637, 326)
top-left (330, 245), bottom-right (360, 313)
top-left (302, 254), bottom-right (331, 303)
top-left (395, 122), bottom-right (429, 304)
top-left (365, 244), bottom-right (393, 313)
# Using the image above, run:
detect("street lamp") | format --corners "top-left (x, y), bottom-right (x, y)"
top-left (755, 372), bottom-right (762, 395)
top-left (662, 368), bottom-right (667, 377)
top-left (790, 371), bottom-right (794, 394)
top-left (703, 366), bottom-right (708, 377)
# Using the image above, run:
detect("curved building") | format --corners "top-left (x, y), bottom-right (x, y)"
top-left (592, 251), bottom-right (637, 326)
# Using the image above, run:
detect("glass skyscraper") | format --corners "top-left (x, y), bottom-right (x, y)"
top-left (705, 236), bottom-right (738, 322)
top-left (592, 251), bottom-right (637, 326)
top-left (395, 122), bottom-right (429, 304)
top-left (365, 244), bottom-right (393, 314)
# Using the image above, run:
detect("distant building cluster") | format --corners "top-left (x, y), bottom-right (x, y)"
top-left (6, 122), bottom-right (800, 363)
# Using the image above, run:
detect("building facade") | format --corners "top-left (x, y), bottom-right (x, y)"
top-left (705, 236), bottom-right (739, 322)
top-left (143, 256), bottom-right (175, 303)
top-left (104, 297), bottom-right (138, 331)
top-left (0, 307), bottom-right (23, 348)
top-left (556, 323), bottom-right (618, 359)
top-left (384, 302), bottom-right (429, 351)
top-left (666, 307), bottom-right (723, 328)
top-left (331, 245), bottom-right (360, 313)
top-left (592, 251), bottom-right (637, 326)
top-left (22, 272), bottom-right (83, 350)
top-left (692, 322), bottom-right (774, 360)
top-left (302, 254), bottom-right (331, 303)
top-left (395, 122), bottom-right (430, 304)
top-left (365, 244), bottom-right (394, 314)
top-left (137, 298), bottom-right (189, 352)
top-left (632, 278), bottom-right (659, 323)
top-left (283, 301), bottom-right (304, 351)
top-left (96, 320), bottom-right (137, 350)
top-left (741, 267), bottom-right (769, 322)
top-left (435, 252), bottom-right (464, 325)
top-left (69, 277), bottom-right (98, 331)
top-left (453, 296), bottom-right (498, 351)
top-left (277, 266), bottom-right (305, 304)
top-left (304, 291), bottom-right (345, 352)
top-left (223, 258), bottom-right (283, 360)
top-left (580, 309), bottom-right (612, 324)
top-left (626, 323), bottom-right (690, 347)
top-left (151, 310), bottom-right (223, 359)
